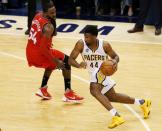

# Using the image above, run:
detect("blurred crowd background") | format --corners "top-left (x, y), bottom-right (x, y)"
top-left (0, 0), bottom-right (161, 29)
top-left (0, 0), bottom-right (145, 19)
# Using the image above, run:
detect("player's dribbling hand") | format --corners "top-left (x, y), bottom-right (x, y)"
top-left (79, 62), bottom-right (87, 69)
top-left (111, 59), bottom-right (118, 72)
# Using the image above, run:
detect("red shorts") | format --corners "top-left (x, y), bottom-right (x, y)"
top-left (26, 48), bottom-right (65, 70)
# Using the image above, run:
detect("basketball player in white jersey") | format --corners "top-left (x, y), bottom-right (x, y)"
top-left (68, 25), bottom-right (151, 128)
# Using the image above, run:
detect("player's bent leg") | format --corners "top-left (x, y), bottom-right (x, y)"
top-left (61, 55), bottom-right (84, 102)
top-left (90, 82), bottom-right (114, 110)
top-left (36, 69), bottom-right (53, 100)
top-left (105, 87), bottom-right (135, 104)
top-left (105, 88), bottom-right (151, 119)
top-left (62, 55), bottom-right (71, 84)
top-left (90, 83), bottom-right (125, 128)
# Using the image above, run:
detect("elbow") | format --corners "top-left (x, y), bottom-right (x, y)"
top-left (113, 55), bottom-right (119, 63)
top-left (114, 54), bottom-right (119, 63)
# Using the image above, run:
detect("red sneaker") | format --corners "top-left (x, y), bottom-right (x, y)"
top-left (62, 90), bottom-right (84, 102)
top-left (35, 86), bottom-right (52, 100)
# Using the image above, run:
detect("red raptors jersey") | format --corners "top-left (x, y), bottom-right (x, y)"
top-left (26, 13), bottom-right (64, 69)
top-left (27, 13), bottom-right (52, 52)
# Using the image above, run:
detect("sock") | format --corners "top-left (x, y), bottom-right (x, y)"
top-left (134, 98), bottom-right (145, 105)
top-left (64, 78), bottom-right (71, 91)
top-left (110, 108), bottom-right (120, 116)
top-left (41, 75), bottom-right (49, 87)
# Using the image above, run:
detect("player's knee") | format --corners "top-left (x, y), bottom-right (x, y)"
top-left (90, 83), bottom-right (100, 97)
top-left (63, 55), bottom-right (71, 70)
top-left (106, 88), bottom-right (117, 101)
top-left (108, 92), bottom-right (117, 102)
top-left (90, 86), bottom-right (97, 97)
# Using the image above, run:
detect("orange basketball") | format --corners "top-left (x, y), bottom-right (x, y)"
top-left (100, 60), bottom-right (117, 76)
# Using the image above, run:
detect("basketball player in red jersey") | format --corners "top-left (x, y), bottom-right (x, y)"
top-left (26, 1), bottom-right (83, 102)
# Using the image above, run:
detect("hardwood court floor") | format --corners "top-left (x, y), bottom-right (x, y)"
top-left (0, 15), bottom-right (162, 131)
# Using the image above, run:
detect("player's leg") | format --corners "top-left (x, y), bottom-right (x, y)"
top-left (105, 87), bottom-right (136, 104)
top-left (35, 69), bottom-right (53, 100)
top-left (105, 87), bottom-right (151, 119)
top-left (52, 49), bottom-right (83, 102)
top-left (41, 69), bottom-right (53, 87)
top-left (62, 55), bottom-right (71, 91)
top-left (62, 55), bottom-right (84, 102)
top-left (26, 48), bottom-right (54, 100)
top-left (90, 82), bottom-right (125, 128)
top-left (90, 70), bottom-right (125, 128)
top-left (90, 82), bottom-right (115, 111)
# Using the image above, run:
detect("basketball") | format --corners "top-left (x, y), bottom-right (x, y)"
top-left (100, 60), bottom-right (117, 76)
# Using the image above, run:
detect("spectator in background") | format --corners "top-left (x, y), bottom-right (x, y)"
top-left (125, 0), bottom-right (133, 16)
top-left (154, 0), bottom-right (162, 35)
top-left (97, 0), bottom-right (110, 15)
top-left (75, 0), bottom-right (95, 16)
top-left (121, 0), bottom-right (133, 16)
top-left (54, 0), bottom-right (75, 15)
top-left (97, 0), bottom-right (125, 16)
top-left (25, 0), bottom-right (36, 35)
top-left (127, 0), bottom-right (162, 35)
top-left (109, 0), bottom-right (122, 16)
top-left (0, 0), bottom-right (8, 12)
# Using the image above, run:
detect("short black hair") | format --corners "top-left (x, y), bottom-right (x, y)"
top-left (42, 0), bottom-right (54, 12)
top-left (84, 25), bottom-right (98, 36)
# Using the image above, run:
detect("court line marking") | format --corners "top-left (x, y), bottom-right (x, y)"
top-left (0, 32), bottom-right (161, 45)
top-left (0, 51), bottom-right (151, 131)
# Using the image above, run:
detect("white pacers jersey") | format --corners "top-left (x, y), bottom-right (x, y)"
top-left (81, 39), bottom-right (108, 74)
top-left (81, 39), bottom-right (116, 94)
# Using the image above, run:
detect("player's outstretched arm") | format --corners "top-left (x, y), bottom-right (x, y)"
top-left (69, 40), bottom-right (86, 69)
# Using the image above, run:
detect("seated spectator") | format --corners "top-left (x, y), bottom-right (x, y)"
top-left (109, 0), bottom-right (122, 16)
top-left (121, 0), bottom-right (133, 16)
top-left (0, 0), bottom-right (8, 11)
top-left (75, 0), bottom-right (95, 16)
top-left (55, 0), bottom-right (75, 15)
top-left (97, 0), bottom-right (110, 15)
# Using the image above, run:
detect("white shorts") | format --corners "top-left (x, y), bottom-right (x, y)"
top-left (90, 70), bottom-right (116, 94)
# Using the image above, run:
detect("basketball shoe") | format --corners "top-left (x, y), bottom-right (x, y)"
top-left (108, 116), bottom-right (125, 129)
top-left (35, 86), bottom-right (52, 100)
top-left (62, 90), bottom-right (84, 103)
top-left (140, 99), bottom-right (151, 119)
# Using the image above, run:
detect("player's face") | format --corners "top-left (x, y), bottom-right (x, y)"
top-left (47, 6), bottom-right (56, 20)
top-left (84, 33), bottom-right (96, 45)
